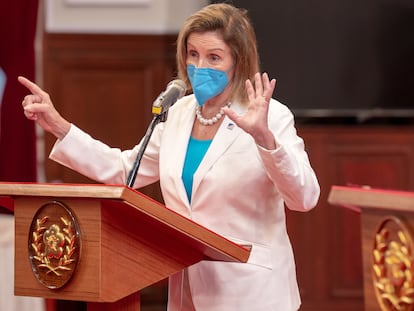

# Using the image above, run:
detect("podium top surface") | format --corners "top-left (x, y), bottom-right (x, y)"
top-left (0, 182), bottom-right (134, 198)
top-left (0, 182), bottom-right (250, 264)
top-left (328, 185), bottom-right (414, 213)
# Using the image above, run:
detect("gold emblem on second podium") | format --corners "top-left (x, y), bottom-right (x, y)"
top-left (372, 216), bottom-right (414, 311)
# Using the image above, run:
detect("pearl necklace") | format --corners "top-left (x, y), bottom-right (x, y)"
top-left (195, 103), bottom-right (231, 126)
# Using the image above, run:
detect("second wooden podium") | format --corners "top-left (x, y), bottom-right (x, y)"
top-left (328, 185), bottom-right (414, 311)
top-left (0, 182), bottom-right (250, 311)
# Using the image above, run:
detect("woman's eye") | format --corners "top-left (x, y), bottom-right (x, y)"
top-left (210, 54), bottom-right (220, 62)
top-left (188, 50), bottom-right (198, 58)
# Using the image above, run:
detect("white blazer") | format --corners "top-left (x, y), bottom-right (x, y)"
top-left (50, 95), bottom-right (320, 311)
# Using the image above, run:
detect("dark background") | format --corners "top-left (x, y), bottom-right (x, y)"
top-left (213, 0), bottom-right (414, 119)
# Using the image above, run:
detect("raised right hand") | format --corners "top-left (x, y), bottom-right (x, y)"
top-left (18, 76), bottom-right (71, 140)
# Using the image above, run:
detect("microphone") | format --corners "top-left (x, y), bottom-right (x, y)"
top-left (152, 79), bottom-right (186, 115)
top-left (126, 79), bottom-right (186, 187)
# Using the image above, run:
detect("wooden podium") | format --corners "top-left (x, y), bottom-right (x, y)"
top-left (0, 182), bottom-right (250, 311)
top-left (328, 185), bottom-right (414, 311)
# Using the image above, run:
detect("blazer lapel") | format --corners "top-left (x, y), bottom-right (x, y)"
top-left (192, 102), bottom-right (245, 199)
top-left (170, 101), bottom-right (197, 209)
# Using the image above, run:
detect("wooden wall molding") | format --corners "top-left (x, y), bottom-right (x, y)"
top-left (43, 33), bottom-right (176, 199)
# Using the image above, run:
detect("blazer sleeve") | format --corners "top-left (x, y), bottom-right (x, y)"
top-left (257, 100), bottom-right (320, 212)
top-left (49, 124), bottom-right (161, 188)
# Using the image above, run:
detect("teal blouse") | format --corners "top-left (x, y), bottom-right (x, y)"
top-left (182, 136), bottom-right (212, 202)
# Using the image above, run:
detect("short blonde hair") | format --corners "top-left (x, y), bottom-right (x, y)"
top-left (176, 3), bottom-right (260, 104)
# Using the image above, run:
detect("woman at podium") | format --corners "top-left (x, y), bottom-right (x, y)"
top-left (18, 3), bottom-right (320, 310)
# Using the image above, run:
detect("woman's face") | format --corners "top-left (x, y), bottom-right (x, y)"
top-left (186, 31), bottom-right (234, 75)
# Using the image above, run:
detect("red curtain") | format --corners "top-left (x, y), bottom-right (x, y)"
top-left (0, 0), bottom-right (39, 182)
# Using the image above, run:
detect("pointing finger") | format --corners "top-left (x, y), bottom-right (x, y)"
top-left (18, 76), bottom-right (46, 97)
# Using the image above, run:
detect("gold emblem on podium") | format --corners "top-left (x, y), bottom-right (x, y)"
top-left (28, 201), bottom-right (81, 289)
top-left (372, 216), bottom-right (414, 310)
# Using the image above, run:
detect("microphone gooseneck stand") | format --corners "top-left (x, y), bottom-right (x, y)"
top-left (126, 112), bottom-right (166, 188)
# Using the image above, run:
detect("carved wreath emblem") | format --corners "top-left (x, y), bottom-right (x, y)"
top-left (28, 201), bottom-right (81, 289)
top-left (372, 217), bottom-right (414, 311)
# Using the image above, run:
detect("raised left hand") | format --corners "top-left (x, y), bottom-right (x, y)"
top-left (223, 72), bottom-right (277, 149)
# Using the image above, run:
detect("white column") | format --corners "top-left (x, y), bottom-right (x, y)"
top-left (0, 214), bottom-right (46, 311)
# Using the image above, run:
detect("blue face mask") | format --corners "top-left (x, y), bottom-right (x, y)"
top-left (187, 64), bottom-right (230, 106)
